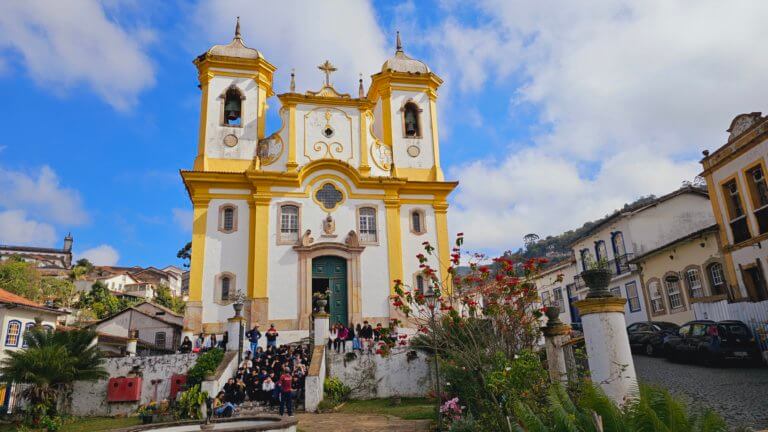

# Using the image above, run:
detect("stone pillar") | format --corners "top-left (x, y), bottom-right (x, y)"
top-left (126, 338), bottom-right (138, 357)
top-left (542, 308), bottom-right (570, 383)
top-left (313, 313), bottom-right (330, 347)
top-left (574, 297), bottom-right (637, 404)
top-left (227, 317), bottom-right (245, 352)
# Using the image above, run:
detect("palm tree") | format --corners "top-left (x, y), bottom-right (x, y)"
top-left (0, 327), bottom-right (107, 414)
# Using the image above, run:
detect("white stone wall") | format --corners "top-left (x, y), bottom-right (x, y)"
top-left (69, 354), bottom-right (197, 417)
top-left (327, 348), bottom-right (433, 399)
top-left (202, 197), bottom-right (251, 324)
top-left (400, 203), bottom-right (440, 289)
top-left (294, 104), bottom-right (361, 168)
top-left (203, 76), bottom-right (261, 161)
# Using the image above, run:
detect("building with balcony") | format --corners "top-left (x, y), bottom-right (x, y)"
top-left (701, 113), bottom-right (768, 302)
top-left (569, 186), bottom-right (715, 324)
top-left (533, 258), bottom-right (583, 327)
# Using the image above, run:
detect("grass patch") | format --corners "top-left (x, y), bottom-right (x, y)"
top-left (0, 416), bottom-right (142, 432)
top-left (335, 397), bottom-right (436, 421)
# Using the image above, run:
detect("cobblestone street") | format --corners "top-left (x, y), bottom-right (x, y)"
top-left (634, 355), bottom-right (768, 429)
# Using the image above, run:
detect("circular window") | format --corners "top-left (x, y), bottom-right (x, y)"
top-left (407, 145), bottom-right (421, 157)
top-left (322, 126), bottom-right (335, 138)
top-left (315, 183), bottom-right (344, 210)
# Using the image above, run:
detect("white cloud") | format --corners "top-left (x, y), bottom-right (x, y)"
top-left (0, 166), bottom-right (89, 225)
top-left (428, 1), bottom-right (768, 253)
top-left (190, 0), bottom-right (388, 95)
top-left (0, 210), bottom-right (57, 246)
top-left (78, 244), bottom-right (119, 266)
top-left (0, 0), bottom-right (155, 110)
top-left (172, 208), bottom-right (193, 233)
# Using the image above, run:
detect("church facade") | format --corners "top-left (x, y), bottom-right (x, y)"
top-left (182, 22), bottom-right (457, 336)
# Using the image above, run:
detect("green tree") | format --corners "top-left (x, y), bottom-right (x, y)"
top-left (0, 327), bottom-right (107, 417)
top-left (69, 258), bottom-right (94, 281)
top-left (154, 284), bottom-right (186, 314)
top-left (0, 258), bottom-right (41, 300)
top-left (40, 277), bottom-right (77, 308)
top-left (76, 281), bottom-right (124, 319)
top-left (177, 241), bottom-right (192, 269)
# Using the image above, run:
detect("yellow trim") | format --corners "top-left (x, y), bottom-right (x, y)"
top-left (247, 200), bottom-right (255, 301)
top-left (204, 158), bottom-right (253, 172)
top-left (310, 181), bottom-right (347, 212)
top-left (395, 168), bottom-right (434, 181)
top-left (379, 89), bottom-right (394, 148)
top-left (286, 104), bottom-right (298, 172)
top-left (257, 86), bottom-right (268, 139)
top-left (189, 198), bottom-right (210, 302)
top-left (741, 159), bottom-right (768, 215)
top-left (434, 201), bottom-right (451, 293)
top-left (573, 297), bottom-right (627, 316)
top-left (194, 73), bottom-right (213, 171)
top-left (428, 96), bottom-right (444, 181)
top-left (277, 92), bottom-right (373, 109)
top-left (704, 172), bottom-right (740, 298)
top-left (718, 173), bottom-right (755, 239)
top-left (358, 108), bottom-right (371, 176)
top-left (385, 195), bottom-right (403, 294)
top-left (252, 193), bottom-right (270, 298)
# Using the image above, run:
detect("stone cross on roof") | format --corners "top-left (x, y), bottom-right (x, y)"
top-left (318, 60), bottom-right (337, 87)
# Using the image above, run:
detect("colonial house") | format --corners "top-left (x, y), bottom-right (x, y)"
top-left (0, 288), bottom-right (66, 360)
top-left (76, 266), bottom-right (185, 300)
top-left (88, 302), bottom-right (183, 352)
top-left (701, 112), bottom-right (768, 302)
top-left (0, 234), bottom-right (73, 277)
top-left (630, 224), bottom-right (729, 325)
top-left (534, 258), bottom-right (582, 327)
top-left (569, 186), bottom-right (715, 324)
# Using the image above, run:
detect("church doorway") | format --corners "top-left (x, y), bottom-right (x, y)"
top-left (312, 256), bottom-right (348, 326)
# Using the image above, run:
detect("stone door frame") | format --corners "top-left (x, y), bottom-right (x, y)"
top-left (294, 241), bottom-right (364, 330)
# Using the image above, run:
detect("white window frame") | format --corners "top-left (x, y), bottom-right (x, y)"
top-left (685, 268), bottom-right (703, 298)
top-left (665, 277), bottom-right (683, 310)
top-left (649, 280), bottom-right (665, 313)
top-left (357, 206), bottom-right (378, 245)
top-left (625, 281), bottom-right (641, 312)
top-left (277, 203), bottom-right (301, 245)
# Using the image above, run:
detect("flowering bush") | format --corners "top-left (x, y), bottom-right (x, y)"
top-left (389, 233), bottom-right (550, 430)
top-left (440, 397), bottom-right (463, 422)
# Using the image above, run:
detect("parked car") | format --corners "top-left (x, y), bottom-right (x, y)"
top-left (627, 321), bottom-right (679, 356)
top-left (662, 320), bottom-right (762, 366)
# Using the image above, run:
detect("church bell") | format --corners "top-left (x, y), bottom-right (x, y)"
top-left (224, 98), bottom-right (241, 121)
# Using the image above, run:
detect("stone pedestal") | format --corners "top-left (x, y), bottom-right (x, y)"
top-left (542, 323), bottom-right (571, 383)
top-left (126, 338), bottom-right (138, 357)
top-left (313, 313), bottom-right (330, 347)
top-left (183, 301), bottom-right (203, 334)
top-left (227, 317), bottom-right (245, 352)
top-left (574, 297), bottom-right (637, 404)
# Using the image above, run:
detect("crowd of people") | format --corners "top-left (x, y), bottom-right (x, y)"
top-left (328, 320), bottom-right (397, 353)
top-left (177, 331), bottom-right (229, 353)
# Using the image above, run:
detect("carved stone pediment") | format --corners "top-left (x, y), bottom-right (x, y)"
top-left (727, 112), bottom-right (763, 142)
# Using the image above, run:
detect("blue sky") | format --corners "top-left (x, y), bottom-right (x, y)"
top-left (1, 1), bottom-right (767, 267)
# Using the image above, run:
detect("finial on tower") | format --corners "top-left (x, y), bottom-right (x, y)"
top-left (290, 69), bottom-right (296, 92)
top-left (358, 74), bottom-right (364, 98)
top-left (234, 17), bottom-right (241, 39)
top-left (396, 31), bottom-right (403, 53)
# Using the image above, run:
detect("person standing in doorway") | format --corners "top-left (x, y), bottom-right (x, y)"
top-left (246, 324), bottom-right (262, 354)
top-left (265, 324), bottom-right (279, 349)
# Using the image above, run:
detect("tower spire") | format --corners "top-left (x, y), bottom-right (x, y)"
top-left (358, 74), bottom-right (364, 98)
top-left (234, 16), bottom-right (241, 40)
top-left (396, 31), bottom-right (403, 53)
top-left (290, 69), bottom-right (296, 93)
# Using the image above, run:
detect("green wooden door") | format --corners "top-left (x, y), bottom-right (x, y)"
top-left (312, 256), bottom-right (348, 326)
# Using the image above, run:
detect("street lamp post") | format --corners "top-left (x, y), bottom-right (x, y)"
top-left (424, 294), bottom-right (442, 431)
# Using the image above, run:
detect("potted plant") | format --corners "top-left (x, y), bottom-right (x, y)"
top-left (313, 290), bottom-right (330, 313)
top-left (580, 256), bottom-right (612, 298)
top-left (232, 289), bottom-right (246, 315)
top-left (137, 401), bottom-right (158, 424)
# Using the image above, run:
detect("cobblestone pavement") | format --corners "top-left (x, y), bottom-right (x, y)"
top-left (295, 413), bottom-right (430, 432)
top-left (633, 354), bottom-right (768, 429)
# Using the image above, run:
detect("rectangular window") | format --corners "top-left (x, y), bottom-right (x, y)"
top-left (359, 207), bottom-right (377, 243)
top-left (747, 165), bottom-right (768, 234)
top-left (723, 180), bottom-right (751, 243)
top-left (666, 278), bottom-right (683, 309)
top-left (280, 205), bottom-right (299, 242)
top-left (686, 268), bottom-right (703, 298)
top-left (4, 321), bottom-right (20, 347)
top-left (155, 332), bottom-right (166, 349)
top-left (541, 291), bottom-right (551, 306)
top-left (553, 288), bottom-right (564, 312)
top-left (625, 281), bottom-right (641, 312)
top-left (649, 281), bottom-right (664, 313)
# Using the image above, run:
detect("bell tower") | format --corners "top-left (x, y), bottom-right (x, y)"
top-left (193, 18), bottom-right (276, 172)
top-left (369, 32), bottom-right (444, 181)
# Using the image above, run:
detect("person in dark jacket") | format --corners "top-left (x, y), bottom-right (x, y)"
top-left (178, 336), bottom-right (192, 353)
top-left (246, 324), bottom-right (262, 354)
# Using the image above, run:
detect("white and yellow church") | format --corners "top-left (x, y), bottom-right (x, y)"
top-left (182, 21), bottom-right (457, 337)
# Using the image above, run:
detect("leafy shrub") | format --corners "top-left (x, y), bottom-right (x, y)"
top-left (323, 377), bottom-right (351, 403)
top-left (187, 348), bottom-right (224, 387)
top-left (174, 384), bottom-right (208, 420)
